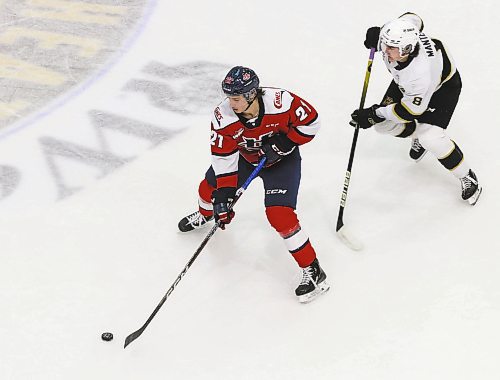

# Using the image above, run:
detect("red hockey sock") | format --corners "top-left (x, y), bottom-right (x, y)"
top-left (265, 206), bottom-right (316, 267)
top-left (198, 179), bottom-right (214, 217)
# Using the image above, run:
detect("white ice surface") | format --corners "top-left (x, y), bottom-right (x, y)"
top-left (1, 1), bottom-right (499, 379)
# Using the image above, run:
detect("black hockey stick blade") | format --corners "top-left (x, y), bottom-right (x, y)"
top-left (124, 327), bottom-right (144, 348)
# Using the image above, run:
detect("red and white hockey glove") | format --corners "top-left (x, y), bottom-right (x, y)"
top-left (212, 187), bottom-right (236, 230)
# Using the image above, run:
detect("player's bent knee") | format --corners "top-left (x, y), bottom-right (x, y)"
top-left (265, 206), bottom-right (299, 234)
top-left (374, 120), bottom-right (406, 136)
top-left (198, 178), bottom-right (215, 204)
top-left (416, 123), bottom-right (455, 156)
top-left (415, 123), bottom-right (444, 140)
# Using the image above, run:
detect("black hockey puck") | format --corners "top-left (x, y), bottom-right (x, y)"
top-left (101, 332), bottom-right (113, 341)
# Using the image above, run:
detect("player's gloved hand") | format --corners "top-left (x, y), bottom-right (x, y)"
top-left (364, 26), bottom-right (381, 49)
top-left (350, 105), bottom-right (385, 129)
top-left (212, 187), bottom-right (236, 230)
top-left (260, 133), bottom-right (296, 166)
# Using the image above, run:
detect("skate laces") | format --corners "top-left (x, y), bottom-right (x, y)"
top-left (186, 211), bottom-right (206, 227)
top-left (299, 266), bottom-right (316, 286)
top-left (461, 173), bottom-right (477, 191)
top-left (411, 138), bottom-right (422, 151)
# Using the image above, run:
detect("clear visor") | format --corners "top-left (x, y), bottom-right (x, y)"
top-left (222, 88), bottom-right (257, 101)
top-left (380, 42), bottom-right (399, 52)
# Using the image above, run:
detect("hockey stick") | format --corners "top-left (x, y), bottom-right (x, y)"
top-left (124, 156), bottom-right (267, 348)
top-left (335, 48), bottom-right (376, 251)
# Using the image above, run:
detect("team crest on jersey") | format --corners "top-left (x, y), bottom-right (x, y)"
top-left (274, 91), bottom-right (283, 109)
top-left (238, 132), bottom-right (273, 151)
top-left (382, 96), bottom-right (394, 105)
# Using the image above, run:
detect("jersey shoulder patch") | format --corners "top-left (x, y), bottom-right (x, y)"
top-left (212, 99), bottom-right (239, 131)
top-left (261, 87), bottom-right (293, 114)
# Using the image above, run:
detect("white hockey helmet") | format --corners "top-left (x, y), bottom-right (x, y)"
top-left (380, 18), bottom-right (419, 56)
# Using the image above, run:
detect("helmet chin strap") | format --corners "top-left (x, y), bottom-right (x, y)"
top-left (243, 95), bottom-right (257, 113)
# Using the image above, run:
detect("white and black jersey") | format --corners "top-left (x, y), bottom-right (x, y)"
top-left (376, 32), bottom-right (457, 124)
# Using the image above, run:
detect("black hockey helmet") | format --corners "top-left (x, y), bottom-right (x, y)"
top-left (222, 66), bottom-right (259, 101)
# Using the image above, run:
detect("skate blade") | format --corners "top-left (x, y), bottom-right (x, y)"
top-left (467, 185), bottom-right (482, 206)
top-left (297, 281), bottom-right (330, 304)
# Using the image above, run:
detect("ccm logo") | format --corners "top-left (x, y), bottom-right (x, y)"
top-left (266, 189), bottom-right (287, 195)
top-left (274, 92), bottom-right (282, 109)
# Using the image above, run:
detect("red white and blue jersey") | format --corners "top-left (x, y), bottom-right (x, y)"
top-left (210, 87), bottom-right (320, 189)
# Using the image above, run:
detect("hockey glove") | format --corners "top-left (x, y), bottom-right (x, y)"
top-left (364, 26), bottom-right (381, 49)
top-left (350, 105), bottom-right (385, 129)
top-left (260, 133), bottom-right (296, 166)
top-left (212, 187), bottom-right (236, 230)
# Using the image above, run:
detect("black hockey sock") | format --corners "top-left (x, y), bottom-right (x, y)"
top-left (438, 141), bottom-right (464, 171)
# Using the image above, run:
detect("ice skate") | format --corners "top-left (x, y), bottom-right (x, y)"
top-left (178, 211), bottom-right (213, 232)
top-left (409, 138), bottom-right (427, 162)
top-left (295, 259), bottom-right (330, 303)
top-left (460, 170), bottom-right (482, 206)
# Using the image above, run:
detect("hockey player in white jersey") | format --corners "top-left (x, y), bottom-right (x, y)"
top-left (350, 12), bottom-right (482, 205)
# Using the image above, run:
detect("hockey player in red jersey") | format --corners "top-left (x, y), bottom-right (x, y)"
top-left (351, 12), bottom-right (482, 205)
top-left (178, 66), bottom-right (329, 303)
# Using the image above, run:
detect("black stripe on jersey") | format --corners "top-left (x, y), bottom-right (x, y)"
top-left (212, 149), bottom-right (238, 157)
top-left (381, 80), bottom-right (403, 105)
top-left (394, 102), bottom-right (420, 121)
top-left (291, 113), bottom-right (318, 138)
top-left (304, 113), bottom-right (319, 126)
top-left (432, 39), bottom-right (453, 85)
top-left (292, 125), bottom-right (315, 138)
top-left (215, 170), bottom-right (238, 179)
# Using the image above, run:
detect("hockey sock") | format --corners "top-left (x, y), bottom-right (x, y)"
top-left (265, 206), bottom-right (316, 268)
top-left (417, 124), bottom-right (470, 178)
top-left (438, 141), bottom-right (469, 178)
top-left (198, 179), bottom-right (214, 217)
